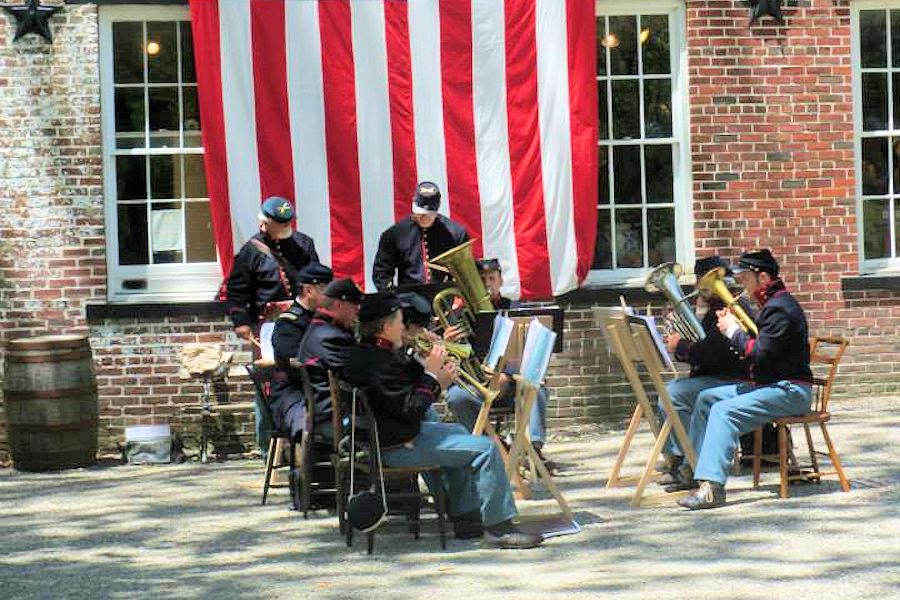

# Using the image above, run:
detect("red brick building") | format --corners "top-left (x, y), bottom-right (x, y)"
top-left (0, 0), bottom-right (895, 459)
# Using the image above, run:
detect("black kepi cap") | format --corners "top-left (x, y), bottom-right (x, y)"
top-left (323, 278), bottom-right (364, 303)
top-left (694, 256), bottom-right (731, 279)
top-left (412, 181), bottom-right (441, 214)
top-left (398, 292), bottom-right (432, 327)
top-left (732, 249), bottom-right (779, 277)
top-left (359, 292), bottom-right (403, 323)
top-left (296, 263), bottom-right (333, 285)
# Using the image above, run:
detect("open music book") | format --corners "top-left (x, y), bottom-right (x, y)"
top-left (520, 318), bottom-right (556, 386)
top-left (485, 313), bottom-right (515, 371)
top-left (626, 314), bottom-right (676, 372)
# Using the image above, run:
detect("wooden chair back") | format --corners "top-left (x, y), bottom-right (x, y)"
top-left (808, 336), bottom-right (849, 413)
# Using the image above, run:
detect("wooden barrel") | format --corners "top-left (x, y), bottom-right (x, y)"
top-left (3, 335), bottom-right (98, 472)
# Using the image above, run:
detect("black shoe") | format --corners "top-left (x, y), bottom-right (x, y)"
top-left (532, 445), bottom-right (558, 475)
top-left (664, 464), bottom-right (698, 493)
top-left (655, 453), bottom-right (682, 474)
top-left (483, 520), bottom-right (543, 549)
top-left (656, 471), bottom-right (678, 486)
top-left (451, 509), bottom-right (484, 539)
top-left (677, 481), bottom-right (727, 510)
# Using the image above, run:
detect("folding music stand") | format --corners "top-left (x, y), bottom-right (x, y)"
top-left (599, 309), bottom-right (696, 507)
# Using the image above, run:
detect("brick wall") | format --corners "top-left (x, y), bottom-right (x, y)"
top-left (1, 2), bottom-right (898, 463)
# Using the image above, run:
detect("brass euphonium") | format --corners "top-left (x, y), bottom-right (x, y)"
top-left (428, 240), bottom-right (496, 339)
top-left (645, 262), bottom-right (707, 342)
top-left (696, 266), bottom-right (759, 336)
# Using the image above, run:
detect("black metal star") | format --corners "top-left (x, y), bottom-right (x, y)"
top-left (3, 0), bottom-right (62, 44)
top-left (749, 0), bottom-right (784, 26)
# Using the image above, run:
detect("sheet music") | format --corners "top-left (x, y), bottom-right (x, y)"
top-left (520, 318), bottom-right (556, 386)
top-left (485, 314), bottom-right (514, 370)
top-left (628, 314), bottom-right (676, 372)
top-left (259, 322), bottom-right (275, 362)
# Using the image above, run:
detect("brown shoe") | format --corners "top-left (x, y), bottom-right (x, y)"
top-left (677, 481), bottom-right (726, 510)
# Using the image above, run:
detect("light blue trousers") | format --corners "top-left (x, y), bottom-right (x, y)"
top-left (690, 381), bottom-right (813, 485)
top-left (660, 376), bottom-right (734, 457)
top-left (445, 383), bottom-right (547, 445)
top-left (382, 421), bottom-right (518, 528)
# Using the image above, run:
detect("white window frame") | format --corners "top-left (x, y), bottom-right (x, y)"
top-left (100, 4), bottom-right (221, 303)
top-left (851, 1), bottom-right (900, 274)
top-left (586, 0), bottom-right (694, 287)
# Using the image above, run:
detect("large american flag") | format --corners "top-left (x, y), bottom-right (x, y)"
top-left (189, 0), bottom-right (597, 299)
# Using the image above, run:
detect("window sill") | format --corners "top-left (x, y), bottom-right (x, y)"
top-left (86, 301), bottom-right (225, 322)
top-left (556, 282), bottom-right (693, 305)
top-left (841, 275), bottom-right (900, 292)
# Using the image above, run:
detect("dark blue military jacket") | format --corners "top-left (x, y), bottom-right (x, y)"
top-left (296, 313), bottom-right (355, 425)
top-left (673, 296), bottom-right (756, 380)
top-left (372, 215), bottom-right (468, 291)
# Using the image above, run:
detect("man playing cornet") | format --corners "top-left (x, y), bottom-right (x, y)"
top-left (660, 256), bottom-right (756, 488)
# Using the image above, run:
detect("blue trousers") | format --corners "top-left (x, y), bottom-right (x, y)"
top-left (660, 376), bottom-right (734, 457)
top-left (382, 421), bottom-right (518, 528)
top-left (253, 390), bottom-right (273, 456)
top-left (690, 381), bottom-right (813, 485)
top-left (445, 384), bottom-right (547, 445)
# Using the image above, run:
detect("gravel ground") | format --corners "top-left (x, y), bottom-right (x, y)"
top-left (1, 397), bottom-right (898, 600)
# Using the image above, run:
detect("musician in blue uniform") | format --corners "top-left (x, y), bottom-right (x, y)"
top-left (372, 182), bottom-right (468, 291)
top-left (224, 196), bottom-right (318, 453)
top-left (344, 293), bottom-right (543, 549)
top-left (657, 256), bottom-right (754, 486)
top-left (268, 263), bottom-right (333, 440)
top-left (675, 250), bottom-right (813, 509)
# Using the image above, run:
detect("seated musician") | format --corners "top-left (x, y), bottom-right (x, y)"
top-left (397, 292), bottom-right (443, 423)
top-left (295, 278), bottom-right (364, 437)
top-left (674, 250), bottom-right (813, 509)
top-left (445, 258), bottom-right (553, 469)
top-left (268, 263), bottom-right (334, 440)
top-left (658, 256), bottom-right (754, 489)
top-left (344, 293), bottom-right (543, 549)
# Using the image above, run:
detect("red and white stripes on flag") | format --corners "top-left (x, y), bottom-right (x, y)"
top-left (190, 0), bottom-right (597, 299)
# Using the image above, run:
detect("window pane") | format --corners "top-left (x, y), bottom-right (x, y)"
top-left (183, 155), bottom-right (208, 198)
top-left (892, 11), bottom-right (900, 68)
top-left (147, 22), bottom-right (177, 83)
top-left (593, 209), bottom-right (612, 269)
top-left (863, 199), bottom-right (890, 259)
top-left (862, 73), bottom-right (888, 131)
top-left (648, 208), bottom-right (675, 265)
top-left (181, 22), bottom-right (197, 83)
top-left (151, 202), bottom-right (183, 264)
top-left (645, 145), bottom-right (674, 203)
top-left (150, 155), bottom-right (177, 199)
top-left (611, 80), bottom-right (640, 139)
top-left (113, 22), bottom-right (143, 84)
top-left (116, 156), bottom-right (147, 200)
top-left (596, 17), bottom-right (607, 77)
top-left (609, 16), bottom-right (637, 75)
top-left (186, 201), bottom-right (217, 263)
top-left (182, 86), bottom-right (202, 147)
top-left (613, 145), bottom-right (642, 204)
top-left (148, 87), bottom-right (179, 148)
top-left (860, 10), bottom-right (887, 68)
top-left (599, 146), bottom-right (610, 205)
top-left (640, 15), bottom-right (670, 75)
top-left (118, 204), bottom-right (149, 265)
top-left (598, 84), bottom-right (608, 140)
top-left (114, 88), bottom-right (145, 149)
top-left (862, 138), bottom-right (888, 196)
top-left (615, 209), bottom-right (643, 268)
top-left (893, 74), bottom-right (900, 132)
top-left (644, 78), bottom-right (672, 138)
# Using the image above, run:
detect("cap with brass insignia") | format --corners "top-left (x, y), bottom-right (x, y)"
top-left (296, 262), bottom-right (334, 285)
top-left (261, 196), bottom-right (295, 224)
top-left (475, 258), bottom-right (502, 274)
top-left (398, 292), bottom-right (432, 327)
top-left (412, 181), bottom-right (441, 214)
top-left (732, 249), bottom-right (779, 277)
top-left (323, 278), bottom-right (364, 303)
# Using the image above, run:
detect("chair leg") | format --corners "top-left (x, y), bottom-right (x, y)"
top-left (299, 433), bottom-right (312, 518)
top-left (261, 437), bottom-right (278, 506)
top-left (778, 423), bottom-right (789, 499)
top-left (752, 427), bottom-right (762, 489)
top-left (288, 438), bottom-right (300, 512)
top-left (345, 518), bottom-right (354, 548)
top-left (335, 463), bottom-right (347, 536)
top-left (435, 479), bottom-right (448, 551)
top-left (819, 423), bottom-right (851, 492)
top-left (367, 531), bottom-right (375, 555)
top-left (803, 423), bottom-right (820, 482)
top-left (409, 474), bottom-right (421, 540)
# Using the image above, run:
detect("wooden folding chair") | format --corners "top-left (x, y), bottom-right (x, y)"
top-left (752, 336), bottom-right (852, 498)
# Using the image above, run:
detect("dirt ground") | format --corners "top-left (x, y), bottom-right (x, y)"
top-left (1, 397), bottom-right (898, 599)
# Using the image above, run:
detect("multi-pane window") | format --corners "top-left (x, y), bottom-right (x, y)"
top-left (101, 6), bottom-right (220, 300)
top-left (592, 1), bottom-right (689, 283)
top-left (856, 8), bottom-right (900, 266)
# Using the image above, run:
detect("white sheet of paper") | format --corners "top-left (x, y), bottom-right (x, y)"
top-left (520, 318), bottom-right (556, 386)
top-left (485, 314), bottom-right (515, 370)
top-left (629, 314), bottom-right (676, 372)
top-left (259, 322), bottom-right (275, 362)
top-left (151, 209), bottom-right (183, 252)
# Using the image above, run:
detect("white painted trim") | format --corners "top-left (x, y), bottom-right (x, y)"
top-left (100, 4), bottom-right (221, 303)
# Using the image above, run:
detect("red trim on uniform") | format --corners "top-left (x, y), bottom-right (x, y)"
top-left (318, 0), bottom-right (365, 284)
top-left (383, 1), bottom-right (418, 223)
top-left (189, 0), bottom-right (234, 276)
top-left (250, 0), bottom-right (295, 207)
top-left (745, 338), bottom-right (756, 354)
top-left (504, 0), bottom-right (552, 299)
top-left (565, 0), bottom-right (599, 282)
top-left (439, 0), bottom-right (483, 257)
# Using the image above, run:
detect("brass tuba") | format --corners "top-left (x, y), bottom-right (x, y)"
top-left (696, 266), bottom-right (759, 336)
top-left (428, 240), bottom-right (496, 338)
top-left (645, 262), bottom-right (707, 342)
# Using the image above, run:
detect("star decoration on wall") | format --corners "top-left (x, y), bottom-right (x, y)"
top-left (2, 0), bottom-right (62, 44)
top-left (749, 0), bottom-right (784, 26)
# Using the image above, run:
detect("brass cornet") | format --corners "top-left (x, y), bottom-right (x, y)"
top-left (412, 335), bottom-right (499, 404)
top-left (696, 266), bottom-right (759, 336)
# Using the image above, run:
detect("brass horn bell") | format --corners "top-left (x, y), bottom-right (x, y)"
top-left (645, 262), bottom-right (707, 343)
